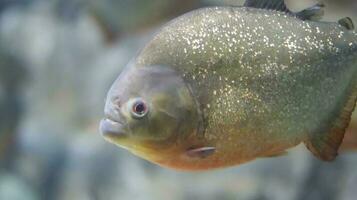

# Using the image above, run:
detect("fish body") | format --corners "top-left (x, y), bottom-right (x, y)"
top-left (100, 2), bottom-right (357, 170)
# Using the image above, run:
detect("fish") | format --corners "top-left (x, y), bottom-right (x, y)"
top-left (99, 0), bottom-right (357, 171)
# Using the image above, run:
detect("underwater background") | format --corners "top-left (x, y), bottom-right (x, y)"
top-left (0, 0), bottom-right (356, 200)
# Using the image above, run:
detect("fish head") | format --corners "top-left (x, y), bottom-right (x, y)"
top-left (100, 64), bottom-right (204, 164)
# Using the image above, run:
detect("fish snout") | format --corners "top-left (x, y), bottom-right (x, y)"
top-left (100, 118), bottom-right (127, 138)
top-left (101, 99), bottom-right (127, 138)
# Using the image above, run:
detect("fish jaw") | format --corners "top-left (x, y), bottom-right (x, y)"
top-left (99, 118), bottom-right (127, 139)
top-left (100, 94), bottom-right (130, 139)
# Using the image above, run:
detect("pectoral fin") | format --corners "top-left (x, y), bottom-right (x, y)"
top-left (304, 78), bottom-right (357, 161)
top-left (186, 147), bottom-right (216, 158)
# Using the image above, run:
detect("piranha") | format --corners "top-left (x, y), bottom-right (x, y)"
top-left (100, 0), bottom-right (357, 171)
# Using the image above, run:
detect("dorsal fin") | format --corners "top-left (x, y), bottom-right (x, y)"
top-left (244, 0), bottom-right (325, 21)
top-left (338, 17), bottom-right (355, 30)
top-left (295, 3), bottom-right (325, 21)
top-left (244, 0), bottom-right (289, 12)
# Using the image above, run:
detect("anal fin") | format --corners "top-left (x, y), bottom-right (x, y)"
top-left (340, 120), bottom-right (357, 152)
top-left (262, 151), bottom-right (288, 158)
top-left (304, 76), bottom-right (357, 161)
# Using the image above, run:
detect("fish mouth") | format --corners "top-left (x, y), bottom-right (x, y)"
top-left (99, 117), bottom-right (127, 138)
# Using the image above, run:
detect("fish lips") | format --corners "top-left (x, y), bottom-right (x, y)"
top-left (100, 118), bottom-right (127, 139)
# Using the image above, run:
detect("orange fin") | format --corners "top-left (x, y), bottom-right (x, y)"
top-left (340, 117), bottom-right (357, 152)
top-left (304, 77), bottom-right (357, 161)
top-left (262, 151), bottom-right (288, 158)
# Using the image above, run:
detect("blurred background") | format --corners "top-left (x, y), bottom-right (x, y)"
top-left (0, 0), bottom-right (356, 200)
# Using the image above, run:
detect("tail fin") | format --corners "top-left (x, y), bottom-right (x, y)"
top-left (304, 65), bottom-right (357, 161)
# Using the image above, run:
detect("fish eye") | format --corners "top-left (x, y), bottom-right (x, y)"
top-left (130, 98), bottom-right (148, 119)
